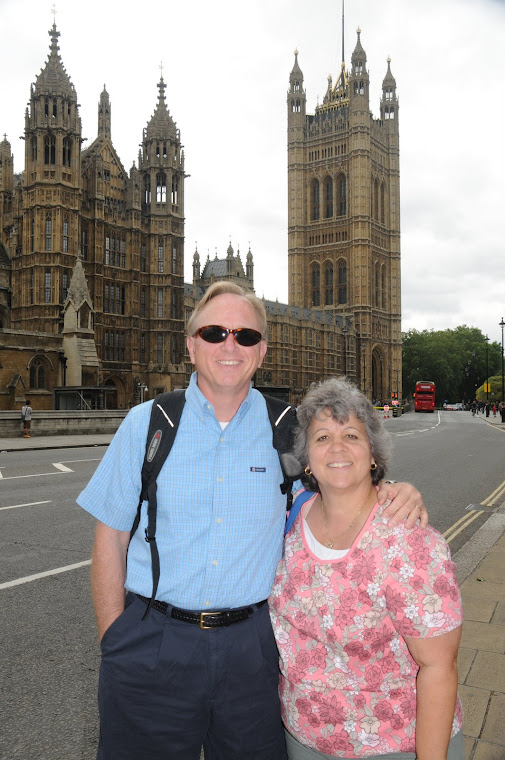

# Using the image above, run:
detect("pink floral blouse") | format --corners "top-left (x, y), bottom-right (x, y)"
top-left (269, 494), bottom-right (463, 757)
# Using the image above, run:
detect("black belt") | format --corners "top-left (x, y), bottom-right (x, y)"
top-left (136, 595), bottom-right (267, 629)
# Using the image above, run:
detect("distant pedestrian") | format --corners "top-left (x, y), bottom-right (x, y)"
top-left (21, 400), bottom-right (32, 438)
top-left (493, 404), bottom-right (497, 417)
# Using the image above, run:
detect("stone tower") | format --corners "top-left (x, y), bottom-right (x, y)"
top-left (11, 22), bottom-right (82, 333)
top-left (286, 29), bottom-right (401, 401)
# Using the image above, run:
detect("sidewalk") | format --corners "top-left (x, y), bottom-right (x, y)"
top-left (0, 432), bottom-right (114, 451)
top-left (1, 430), bottom-right (504, 759)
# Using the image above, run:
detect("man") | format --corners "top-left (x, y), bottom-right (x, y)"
top-left (78, 282), bottom-right (427, 760)
top-left (21, 399), bottom-right (32, 438)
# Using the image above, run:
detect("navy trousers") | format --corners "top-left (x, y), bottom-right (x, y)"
top-left (97, 594), bottom-right (287, 760)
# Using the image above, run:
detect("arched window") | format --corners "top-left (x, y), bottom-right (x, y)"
top-left (158, 240), bottom-right (164, 273)
top-left (31, 137), bottom-right (37, 161)
top-left (171, 175), bottom-right (179, 205)
top-left (311, 179), bottom-right (320, 221)
top-left (324, 262), bottom-right (334, 305)
top-left (381, 265), bottom-right (386, 309)
top-left (338, 260), bottom-right (347, 304)
top-left (324, 177), bottom-right (333, 218)
top-left (374, 262), bottom-right (380, 307)
top-left (62, 137), bottom-right (72, 167)
top-left (337, 174), bottom-right (346, 216)
top-left (30, 218), bottom-right (35, 252)
top-left (45, 216), bottom-right (52, 251)
top-left (44, 269), bottom-right (51, 303)
top-left (311, 263), bottom-right (321, 306)
top-left (30, 358), bottom-right (47, 390)
top-left (380, 182), bottom-right (385, 224)
top-left (144, 176), bottom-right (151, 204)
top-left (63, 217), bottom-right (69, 252)
top-left (156, 172), bottom-right (167, 203)
top-left (374, 178), bottom-right (379, 220)
top-left (157, 288), bottom-right (163, 318)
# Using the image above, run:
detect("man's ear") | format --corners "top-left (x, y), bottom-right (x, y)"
top-left (187, 336), bottom-right (196, 365)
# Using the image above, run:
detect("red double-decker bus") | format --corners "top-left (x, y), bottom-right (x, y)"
top-left (414, 381), bottom-right (436, 413)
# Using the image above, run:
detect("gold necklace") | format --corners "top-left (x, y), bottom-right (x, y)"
top-left (319, 497), bottom-right (365, 549)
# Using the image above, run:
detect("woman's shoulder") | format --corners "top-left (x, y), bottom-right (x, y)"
top-left (371, 505), bottom-right (451, 554)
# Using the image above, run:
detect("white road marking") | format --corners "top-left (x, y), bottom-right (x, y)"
top-left (0, 500), bottom-right (52, 512)
top-left (0, 458), bottom-right (100, 480)
top-left (0, 560), bottom-right (91, 590)
top-left (53, 462), bottom-right (73, 472)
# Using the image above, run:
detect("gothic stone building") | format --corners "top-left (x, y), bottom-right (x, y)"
top-left (0, 23), bottom-right (185, 409)
top-left (287, 30), bottom-right (401, 401)
top-left (0, 23), bottom-right (401, 411)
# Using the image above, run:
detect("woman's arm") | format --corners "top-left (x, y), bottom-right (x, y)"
top-left (377, 481), bottom-right (429, 528)
top-left (404, 626), bottom-right (462, 760)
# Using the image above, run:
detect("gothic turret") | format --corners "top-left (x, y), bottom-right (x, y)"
top-left (380, 58), bottom-right (399, 126)
top-left (139, 76), bottom-right (184, 219)
top-left (287, 50), bottom-right (306, 121)
top-left (192, 246), bottom-right (200, 283)
top-left (349, 28), bottom-right (369, 109)
top-left (24, 23), bottom-right (81, 187)
top-left (98, 86), bottom-right (111, 138)
top-left (0, 135), bottom-right (14, 193)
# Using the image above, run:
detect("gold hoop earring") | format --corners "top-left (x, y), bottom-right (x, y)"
top-left (304, 466), bottom-right (313, 476)
top-left (370, 463), bottom-right (378, 471)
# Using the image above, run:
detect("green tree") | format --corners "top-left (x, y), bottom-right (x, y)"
top-left (402, 326), bottom-right (501, 404)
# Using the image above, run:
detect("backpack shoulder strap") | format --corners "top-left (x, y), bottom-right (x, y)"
top-left (284, 490), bottom-right (316, 535)
top-left (263, 394), bottom-right (303, 512)
top-left (131, 389), bottom-right (186, 619)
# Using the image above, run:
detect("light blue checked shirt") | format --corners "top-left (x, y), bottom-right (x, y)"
top-left (77, 373), bottom-right (287, 609)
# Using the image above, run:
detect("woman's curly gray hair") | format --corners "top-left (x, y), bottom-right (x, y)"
top-left (294, 376), bottom-right (391, 490)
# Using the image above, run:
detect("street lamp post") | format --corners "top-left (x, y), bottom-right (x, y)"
top-left (485, 334), bottom-right (489, 402)
top-left (500, 318), bottom-right (505, 403)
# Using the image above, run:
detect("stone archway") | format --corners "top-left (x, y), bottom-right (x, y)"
top-left (103, 376), bottom-right (126, 409)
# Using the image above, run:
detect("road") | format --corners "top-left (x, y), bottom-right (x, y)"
top-left (0, 411), bottom-right (504, 759)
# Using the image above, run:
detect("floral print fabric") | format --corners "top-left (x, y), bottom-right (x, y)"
top-left (269, 495), bottom-right (463, 757)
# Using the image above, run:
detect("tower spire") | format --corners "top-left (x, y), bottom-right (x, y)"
top-left (341, 0), bottom-right (345, 66)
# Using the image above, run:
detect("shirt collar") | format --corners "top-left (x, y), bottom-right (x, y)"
top-left (186, 371), bottom-right (254, 421)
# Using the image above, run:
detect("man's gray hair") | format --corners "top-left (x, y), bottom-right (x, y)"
top-left (294, 376), bottom-right (391, 489)
top-left (186, 281), bottom-right (268, 339)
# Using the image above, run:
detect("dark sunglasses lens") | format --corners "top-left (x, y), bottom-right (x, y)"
top-left (198, 326), bottom-right (227, 343)
top-left (234, 329), bottom-right (262, 346)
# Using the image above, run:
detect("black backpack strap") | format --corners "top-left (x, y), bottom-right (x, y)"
top-left (131, 389), bottom-right (186, 619)
top-left (263, 394), bottom-right (303, 512)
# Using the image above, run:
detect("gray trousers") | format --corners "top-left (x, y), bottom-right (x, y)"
top-left (285, 727), bottom-right (465, 760)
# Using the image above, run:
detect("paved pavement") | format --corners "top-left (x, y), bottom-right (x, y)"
top-left (1, 413), bottom-right (504, 759)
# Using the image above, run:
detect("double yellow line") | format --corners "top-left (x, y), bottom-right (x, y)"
top-left (443, 478), bottom-right (505, 544)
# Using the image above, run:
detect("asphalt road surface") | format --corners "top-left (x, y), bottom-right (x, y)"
top-left (1, 410), bottom-right (503, 759)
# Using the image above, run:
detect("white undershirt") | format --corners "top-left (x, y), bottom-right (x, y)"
top-left (303, 507), bottom-right (350, 560)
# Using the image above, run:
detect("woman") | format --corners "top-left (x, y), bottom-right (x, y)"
top-left (270, 377), bottom-right (463, 759)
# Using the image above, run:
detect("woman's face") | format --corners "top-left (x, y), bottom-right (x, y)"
top-left (307, 410), bottom-right (375, 493)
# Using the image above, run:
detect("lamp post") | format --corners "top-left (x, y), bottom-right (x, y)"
top-left (500, 317), bottom-right (505, 403)
top-left (485, 334), bottom-right (489, 402)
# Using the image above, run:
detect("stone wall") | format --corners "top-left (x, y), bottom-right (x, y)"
top-left (0, 410), bottom-right (127, 437)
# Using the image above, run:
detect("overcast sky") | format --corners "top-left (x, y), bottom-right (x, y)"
top-left (1, 0), bottom-right (504, 346)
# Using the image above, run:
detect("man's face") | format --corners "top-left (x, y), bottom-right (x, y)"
top-left (186, 293), bottom-right (267, 401)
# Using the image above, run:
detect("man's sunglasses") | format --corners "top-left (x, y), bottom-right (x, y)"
top-left (195, 325), bottom-right (263, 346)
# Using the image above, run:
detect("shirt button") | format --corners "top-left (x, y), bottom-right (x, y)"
top-left (217, 477), bottom-right (223, 483)
top-left (212, 560), bottom-right (217, 566)
top-left (205, 601), bottom-right (210, 606)
top-left (220, 437), bottom-right (224, 442)
top-left (216, 518), bottom-right (222, 524)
